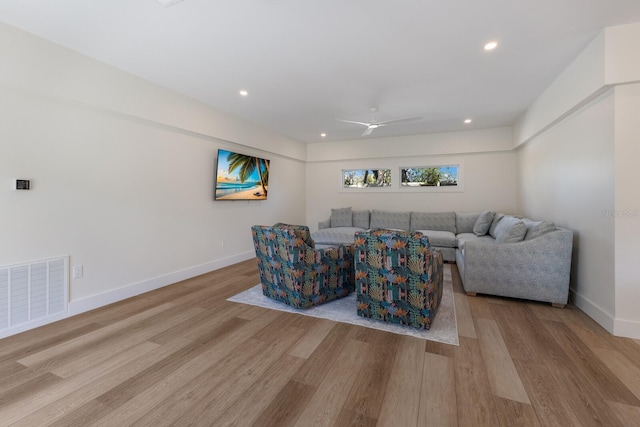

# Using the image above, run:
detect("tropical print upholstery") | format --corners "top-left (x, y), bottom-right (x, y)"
top-left (272, 223), bottom-right (315, 248)
top-left (251, 224), bottom-right (355, 309)
top-left (354, 228), bottom-right (444, 329)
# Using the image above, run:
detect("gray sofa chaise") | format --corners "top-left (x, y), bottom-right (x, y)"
top-left (312, 208), bottom-right (573, 306)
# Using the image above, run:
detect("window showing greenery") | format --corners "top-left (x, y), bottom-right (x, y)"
top-left (400, 166), bottom-right (459, 187)
top-left (342, 169), bottom-right (391, 188)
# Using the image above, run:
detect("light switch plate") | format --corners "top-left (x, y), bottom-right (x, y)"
top-left (16, 179), bottom-right (30, 190)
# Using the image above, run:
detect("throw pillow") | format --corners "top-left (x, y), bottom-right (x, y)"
top-left (473, 210), bottom-right (495, 236)
top-left (352, 210), bottom-right (371, 229)
top-left (330, 207), bottom-right (352, 227)
top-left (489, 213), bottom-right (505, 238)
top-left (494, 216), bottom-right (527, 243)
top-left (523, 219), bottom-right (556, 240)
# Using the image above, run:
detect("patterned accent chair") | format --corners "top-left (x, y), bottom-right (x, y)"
top-left (251, 224), bottom-right (355, 309)
top-left (354, 229), bottom-right (444, 329)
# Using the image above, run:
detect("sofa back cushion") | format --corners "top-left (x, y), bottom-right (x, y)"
top-left (330, 207), bottom-right (352, 227)
top-left (370, 210), bottom-right (411, 231)
top-left (352, 210), bottom-right (371, 229)
top-left (494, 216), bottom-right (527, 243)
top-left (522, 219), bottom-right (556, 240)
top-left (410, 211), bottom-right (456, 233)
top-left (473, 210), bottom-right (495, 236)
top-left (455, 212), bottom-right (481, 234)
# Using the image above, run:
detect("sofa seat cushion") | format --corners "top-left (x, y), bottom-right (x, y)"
top-left (311, 227), bottom-right (365, 245)
top-left (414, 229), bottom-right (456, 248)
top-left (456, 233), bottom-right (497, 254)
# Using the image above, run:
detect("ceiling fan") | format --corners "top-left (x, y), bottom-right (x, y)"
top-left (336, 107), bottom-right (423, 137)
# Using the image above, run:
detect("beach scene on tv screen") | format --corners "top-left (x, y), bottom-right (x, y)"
top-left (215, 149), bottom-right (270, 200)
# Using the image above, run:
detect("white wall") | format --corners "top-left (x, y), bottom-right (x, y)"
top-left (517, 90), bottom-right (616, 327)
top-left (4, 18), bottom-right (640, 339)
top-left (0, 23), bottom-right (306, 162)
top-left (515, 22), bottom-right (640, 338)
top-left (613, 83), bottom-right (640, 337)
top-left (605, 23), bottom-right (640, 84)
top-left (307, 127), bottom-right (513, 161)
top-left (606, 25), bottom-right (640, 340)
top-left (0, 22), bottom-right (307, 333)
top-left (515, 23), bottom-right (640, 150)
top-left (306, 128), bottom-right (517, 229)
top-left (513, 32), bottom-right (606, 147)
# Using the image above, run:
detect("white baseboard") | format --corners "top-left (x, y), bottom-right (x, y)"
top-left (0, 312), bottom-right (73, 339)
top-left (614, 318), bottom-right (640, 339)
top-left (571, 289), bottom-right (640, 338)
top-left (570, 288), bottom-right (615, 334)
top-left (69, 251), bottom-right (254, 315)
top-left (0, 251), bottom-right (254, 340)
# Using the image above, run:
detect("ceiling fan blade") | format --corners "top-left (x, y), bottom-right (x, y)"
top-left (362, 127), bottom-right (375, 136)
top-left (377, 116), bottom-right (423, 125)
top-left (336, 119), bottom-right (370, 127)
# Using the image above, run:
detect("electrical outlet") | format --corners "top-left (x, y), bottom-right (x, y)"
top-left (72, 265), bottom-right (83, 279)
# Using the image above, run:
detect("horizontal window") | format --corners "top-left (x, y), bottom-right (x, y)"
top-left (400, 166), bottom-right (459, 187)
top-left (342, 169), bottom-right (391, 188)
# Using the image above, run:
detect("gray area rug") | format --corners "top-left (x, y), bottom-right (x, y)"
top-left (227, 264), bottom-right (459, 346)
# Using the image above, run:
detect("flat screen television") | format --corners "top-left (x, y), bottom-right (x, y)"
top-left (214, 149), bottom-right (270, 200)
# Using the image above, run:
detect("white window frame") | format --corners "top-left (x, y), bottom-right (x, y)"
top-left (398, 163), bottom-right (464, 193)
top-left (340, 168), bottom-right (393, 192)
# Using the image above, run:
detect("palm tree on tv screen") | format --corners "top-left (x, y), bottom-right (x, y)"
top-left (227, 152), bottom-right (269, 196)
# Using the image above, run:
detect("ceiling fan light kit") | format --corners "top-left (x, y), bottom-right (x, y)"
top-left (337, 107), bottom-right (422, 137)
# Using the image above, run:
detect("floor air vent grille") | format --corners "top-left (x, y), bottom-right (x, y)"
top-left (0, 257), bottom-right (68, 332)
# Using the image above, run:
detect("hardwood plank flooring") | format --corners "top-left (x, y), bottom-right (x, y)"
top-left (342, 330), bottom-right (398, 420)
top-left (418, 352), bottom-right (457, 426)
top-left (475, 317), bottom-right (530, 404)
top-left (377, 336), bottom-right (425, 426)
top-left (1, 259), bottom-right (640, 426)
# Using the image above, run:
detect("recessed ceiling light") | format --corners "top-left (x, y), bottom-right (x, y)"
top-left (239, 90), bottom-right (248, 97)
top-left (464, 119), bottom-right (472, 124)
top-left (320, 133), bottom-right (327, 138)
top-left (484, 41), bottom-right (498, 51)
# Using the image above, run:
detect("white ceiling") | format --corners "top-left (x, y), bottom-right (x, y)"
top-left (1, 0), bottom-right (640, 143)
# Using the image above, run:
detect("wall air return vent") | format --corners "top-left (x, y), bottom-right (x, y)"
top-left (0, 257), bottom-right (69, 334)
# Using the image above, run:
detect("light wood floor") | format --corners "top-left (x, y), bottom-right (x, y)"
top-left (1, 260), bottom-right (640, 426)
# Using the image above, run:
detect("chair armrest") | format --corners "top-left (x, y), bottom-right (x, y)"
top-left (300, 243), bottom-right (354, 291)
top-left (315, 243), bottom-right (354, 261)
top-left (428, 247), bottom-right (444, 288)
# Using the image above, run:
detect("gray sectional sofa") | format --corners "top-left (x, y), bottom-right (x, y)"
top-left (312, 208), bottom-right (573, 306)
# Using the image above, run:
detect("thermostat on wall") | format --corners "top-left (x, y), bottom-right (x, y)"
top-left (15, 179), bottom-right (31, 190)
